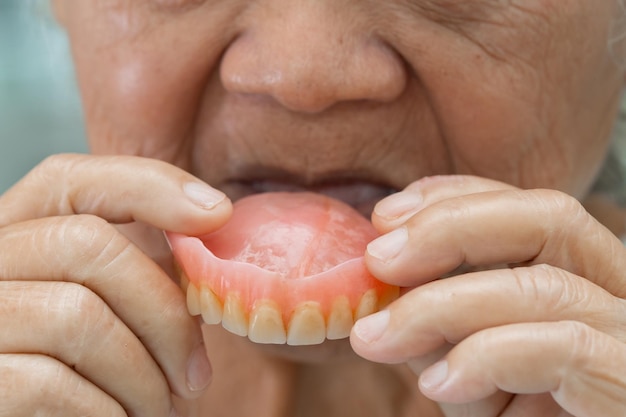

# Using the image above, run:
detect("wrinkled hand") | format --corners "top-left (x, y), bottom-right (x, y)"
top-left (0, 154), bottom-right (232, 417)
top-left (351, 175), bottom-right (626, 417)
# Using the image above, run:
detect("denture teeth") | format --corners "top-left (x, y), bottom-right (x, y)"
top-left (186, 283), bottom-right (202, 316)
top-left (379, 286), bottom-right (400, 309)
top-left (186, 281), bottom-right (391, 344)
top-left (287, 302), bottom-right (326, 346)
top-left (221, 293), bottom-right (248, 337)
top-left (200, 286), bottom-right (223, 325)
top-left (179, 272), bottom-right (190, 292)
top-left (354, 289), bottom-right (378, 321)
top-left (326, 296), bottom-right (353, 340)
top-left (248, 300), bottom-right (287, 344)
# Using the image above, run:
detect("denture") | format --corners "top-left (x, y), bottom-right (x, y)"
top-left (167, 192), bottom-right (399, 346)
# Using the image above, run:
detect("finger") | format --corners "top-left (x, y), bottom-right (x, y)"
top-left (365, 188), bottom-right (626, 296)
top-left (0, 281), bottom-right (170, 417)
top-left (406, 345), bottom-right (514, 417)
top-left (351, 265), bottom-right (626, 363)
top-left (0, 353), bottom-right (126, 417)
top-left (405, 344), bottom-right (453, 376)
top-left (418, 321), bottom-right (626, 417)
top-left (0, 154), bottom-right (232, 235)
top-left (372, 175), bottom-right (516, 233)
top-left (0, 216), bottom-right (211, 399)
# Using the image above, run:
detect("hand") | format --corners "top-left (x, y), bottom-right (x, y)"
top-left (351, 175), bottom-right (626, 417)
top-left (0, 154), bottom-right (232, 417)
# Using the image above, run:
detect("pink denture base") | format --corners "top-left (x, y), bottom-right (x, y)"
top-left (167, 192), bottom-right (399, 323)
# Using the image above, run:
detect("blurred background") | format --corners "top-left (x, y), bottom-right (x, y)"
top-left (0, 0), bottom-right (86, 193)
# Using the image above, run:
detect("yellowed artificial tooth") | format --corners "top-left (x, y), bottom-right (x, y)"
top-left (221, 293), bottom-right (248, 337)
top-left (248, 300), bottom-right (287, 344)
top-left (354, 289), bottom-right (378, 321)
top-left (200, 286), bottom-right (223, 325)
top-left (379, 286), bottom-right (400, 309)
top-left (326, 296), bottom-right (353, 340)
top-left (186, 283), bottom-right (201, 316)
top-left (287, 302), bottom-right (326, 346)
top-left (179, 272), bottom-right (190, 292)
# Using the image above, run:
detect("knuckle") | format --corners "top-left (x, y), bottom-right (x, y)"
top-left (37, 153), bottom-right (79, 173)
top-left (0, 355), bottom-right (72, 414)
top-left (31, 154), bottom-right (66, 182)
top-left (50, 214), bottom-right (133, 271)
top-left (531, 188), bottom-right (589, 226)
top-left (510, 265), bottom-right (546, 303)
top-left (48, 283), bottom-right (112, 350)
top-left (65, 282), bottom-right (105, 319)
top-left (438, 197), bottom-right (473, 224)
top-left (532, 188), bottom-right (580, 211)
top-left (31, 154), bottom-right (82, 189)
top-left (56, 214), bottom-right (113, 247)
top-left (0, 355), bottom-right (127, 417)
top-left (512, 265), bottom-right (616, 332)
top-left (561, 320), bottom-right (598, 365)
top-left (514, 265), bottom-right (588, 313)
top-left (29, 358), bottom-right (75, 398)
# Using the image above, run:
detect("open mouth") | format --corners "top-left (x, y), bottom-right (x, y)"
top-left (220, 179), bottom-right (397, 218)
top-left (167, 181), bottom-right (399, 346)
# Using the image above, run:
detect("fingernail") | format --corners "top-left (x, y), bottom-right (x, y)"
top-left (374, 191), bottom-right (422, 220)
top-left (170, 407), bottom-right (182, 417)
top-left (187, 344), bottom-right (212, 392)
top-left (420, 360), bottom-right (449, 390)
top-left (367, 227), bottom-right (408, 263)
top-left (353, 309), bottom-right (390, 344)
top-left (184, 182), bottom-right (226, 210)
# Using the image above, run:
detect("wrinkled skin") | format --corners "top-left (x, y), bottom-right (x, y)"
top-left (0, 0), bottom-right (625, 416)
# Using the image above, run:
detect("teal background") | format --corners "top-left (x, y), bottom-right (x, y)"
top-left (0, 0), bottom-right (86, 193)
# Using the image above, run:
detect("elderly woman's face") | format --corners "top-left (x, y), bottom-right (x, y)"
top-left (55, 0), bottom-right (623, 201)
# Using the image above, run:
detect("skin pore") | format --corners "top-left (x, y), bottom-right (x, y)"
top-left (44, 0), bottom-right (624, 416)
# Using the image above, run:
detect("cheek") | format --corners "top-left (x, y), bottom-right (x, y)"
top-left (76, 51), bottom-right (208, 159)
top-left (441, 72), bottom-right (620, 197)
top-left (66, 5), bottom-right (238, 161)
top-left (384, 1), bottom-right (622, 194)
top-left (80, 56), bottom-right (200, 157)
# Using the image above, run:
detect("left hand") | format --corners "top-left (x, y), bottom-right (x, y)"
top-left (350, 175), bottom-right (626, 417)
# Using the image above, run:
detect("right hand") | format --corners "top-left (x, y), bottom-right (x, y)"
top-left (0, 154), bottom-right (232, 417)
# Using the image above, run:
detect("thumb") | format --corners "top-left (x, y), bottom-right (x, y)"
top-left (0, 154), bottom-right (232, 235)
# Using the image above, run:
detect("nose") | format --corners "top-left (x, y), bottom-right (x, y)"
top-left (220, 3), bottom-right (408, 113)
